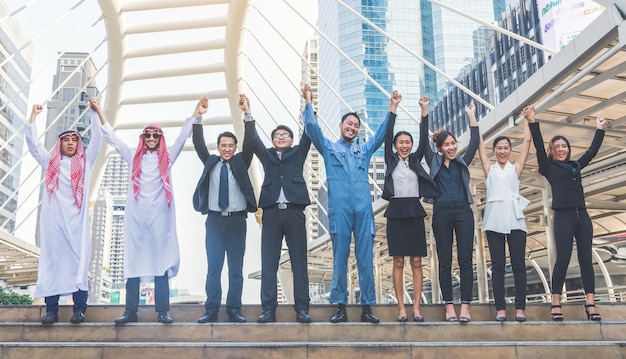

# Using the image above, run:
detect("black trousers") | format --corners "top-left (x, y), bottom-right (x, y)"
top-left (45, 290), bottom-right (88, 314)
top-left (125, 272), bottom-right (170, 312)
top-left (432, 202), bottom-right (475, 302)
top-left (204, 212), bottom-right (247, 310)
top-left (486, 230), bottom-right (527, 310)
top-left (551, 208), bottom-right (595, 294)
top-left (260, 206), bottom-right (310, 311)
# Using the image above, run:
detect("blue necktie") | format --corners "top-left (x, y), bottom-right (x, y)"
top-left (218, 160), bottom-right (229, 211)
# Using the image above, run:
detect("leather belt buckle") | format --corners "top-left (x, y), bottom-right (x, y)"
top-left (221, 211), bottom-right (230, 216)
top-left (277, 203), bottom-right (288, 210)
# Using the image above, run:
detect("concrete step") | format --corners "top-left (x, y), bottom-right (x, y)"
top-left (0, 321), bottom-right (625, 343)
top-left (0, 341), bottom-right (625, 359)
top-left (2, 302), bottom-right (625, 323)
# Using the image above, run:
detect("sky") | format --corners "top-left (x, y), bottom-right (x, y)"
top-left (5, 0), bottom-right (319, 304)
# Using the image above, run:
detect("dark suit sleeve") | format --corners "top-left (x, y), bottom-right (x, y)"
top-left (576, 129), bottom-right (605, 169)
top-left (422, 114), bottom-right (434, 166)
top-left (243, 120), bottom-right (267, 158)
top-left (414, 114), bottom-right (429, 160)
top-left (529, 122), bottom-right (550, 176)
top-left (241, 122), bottom-right (255, 168)
top-left (192, 123), bottom-right (210, 163)
top-left (462, 126), bottom-right (479, 164)
top-left (384, 112), bottom-right (397, 164)
top-left (296, 128), bottom-right (312, 161)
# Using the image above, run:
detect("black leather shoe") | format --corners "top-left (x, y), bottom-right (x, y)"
top-left (69, 311), bottom-right (85, 324)
top-left (198, 309), bottom-right (219, 323)
top-left (41, 312), bottom-right (58, 325)
top-left (361, 312), bottom-right (380, 323)
top-left (330, 308), bottom-right (347, 323)
top-left (257, 309), bottom-right (276, 323)
top-left (296, 309), bottom-right (311, 323)
top-left (114, 310), bottom-right (138, 325)
top-left (227, 308), bottom-right (247, 323)
top-left (157, 311), bottom-right (173, 324)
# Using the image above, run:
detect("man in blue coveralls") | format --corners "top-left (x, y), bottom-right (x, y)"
top-left (301, 84), bottom-right (402, 323)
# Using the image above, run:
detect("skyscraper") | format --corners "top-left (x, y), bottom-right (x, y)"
top-left (0, 2), bottom-right (32, 233)
top-left (318, 0), bottom-right (423, 154)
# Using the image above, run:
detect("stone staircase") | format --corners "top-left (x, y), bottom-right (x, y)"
top-left (1, 303), bottom-right (625, 358)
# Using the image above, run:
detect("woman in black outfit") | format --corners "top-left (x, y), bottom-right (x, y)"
top-left (528, 110), bottom-right (605, 321)
top-left (382, 96), bottom-right (439, 322)
top-left (422, 103), bottom-right (479, 322)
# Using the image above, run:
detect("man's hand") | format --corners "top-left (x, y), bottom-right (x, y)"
top-left (302, 84), bottom-right (313, 103)
top-left (193, 96), bottom-right (209, 117)
top-left (239, 94), bottom-right (250, 113)
top-left (29, 104), bottom-right (43, 123)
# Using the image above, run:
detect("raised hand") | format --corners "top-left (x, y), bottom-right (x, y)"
top-left (29, 104), bottom-right (43, 123)
top-left (521, 105), bottom-right (535, 123)
top-left (89, 97), bottom-right (101, 112)
top-left (194, 96), bottom-right (209, 117)
top-left (302, 84), bottom-right (313, 103)
top-left (239, 94), bottom-right (250, 113)
top-left (596, 116), bottom-right (606, 130)
top-left (389, 90), bottom-right (402, 113)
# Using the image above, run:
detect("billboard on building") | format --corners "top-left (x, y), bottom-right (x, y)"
top-left (538, 0), bottom-right (604, 61)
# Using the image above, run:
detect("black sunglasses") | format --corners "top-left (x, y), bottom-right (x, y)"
top-left (143, 132), bottom-right (161, 139)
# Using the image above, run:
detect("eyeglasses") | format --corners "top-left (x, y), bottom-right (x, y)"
top-left (143, 132), bottom-right (161, 139)
top-left (273, 133), bottom-right (291, 139)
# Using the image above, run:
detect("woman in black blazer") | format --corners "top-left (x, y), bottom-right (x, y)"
top-left (382, 96), bottom-right (438, 322)
top-left (528, 110), bottom-right (606, 321)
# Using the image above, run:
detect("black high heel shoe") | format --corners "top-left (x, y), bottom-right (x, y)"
top-left (584, 304), bottom-right (601, 322)
top-left (459, 301), bottom-right (471, 323)
top-left (550, 305), bottom-right (564, 321)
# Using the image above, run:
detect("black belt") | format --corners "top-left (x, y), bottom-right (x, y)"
top-left (207, 210), bottom-right (247, 217)
top-left (266, 203), bottom-right (304, 210)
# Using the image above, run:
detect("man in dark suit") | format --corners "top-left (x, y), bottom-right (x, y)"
top-left (192, 115), bottom-right (257, 323)
top-left (240, 94), bottom-right (312, 323)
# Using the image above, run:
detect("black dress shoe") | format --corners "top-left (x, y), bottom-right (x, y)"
top-left (198, 309), bottom-right (219, 323)
top-left (69, 311), bottom-right (85, 324)
top-left (257, 309), bottom-right (276, 323)
top-left (227, 309), bottom-right (247, 323)
top-left (157, 311), bottom-right (173, 324)
top-left (114, 310), bottom-right (138, 325)
top-left (330, 308), bottom-right (347, 323)
top-left (41, 312), bottom-right (58, 325)
top-left (296, 309), bottom-right (311, 323)
top-left (361, 312), bottom-right (380, 323)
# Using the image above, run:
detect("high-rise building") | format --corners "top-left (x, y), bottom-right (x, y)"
top-left (430, 0), bottom-right (545, 135)
top-left (301, 35), bottom-right (323, 241)
top-left (318, 0), bottom-right (423, 156)
top-left (100, 154), bottom-right (130, 289)
top-left (0, 2), bottom-right (32, 233)
top-left (45, 52), bottom-right (99, 149)
top-left (89, 188), bottom-right (113, 303)
top-left (422, 0), bottom-right (510, 96)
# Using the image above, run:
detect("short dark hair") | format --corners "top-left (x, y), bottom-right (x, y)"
top-left (341, 112), bottom-right (361, 125)
top-left (492, 136), bottom-right (511, 149)
top-left (271, 125), bottom-right (293, 139)
top-left (217, 131), bottom-right (238, 145)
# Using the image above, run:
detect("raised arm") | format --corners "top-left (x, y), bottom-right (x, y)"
top-left (84, 98), bottom-right (103, 166)
top-left (462, 102), bottom-right (479, 165)
top-left (301, 84), bottom-right (329, 156)
top-left (514, 105), bottom-right (534, 177)
top-left (577, 116), bottom-right (606, 169)
top-left (383, 95), bottom-right (399, 164)
top-left (414, 96), bottom-right (431, 161)
top-left (92, 98), bottom-right (134, 163)
top-left (364, 90), bottom-right (401, 154)
top-left (169, 97), bottom-right (208, 164)
top-left (24, 104), bottom-right (50, 167)
top-left (240, 94), bottom-right (267, 158)
top-left (528, 112), bottom-right (550, 176)
top-left (192, 122), bottom-right (210, 163)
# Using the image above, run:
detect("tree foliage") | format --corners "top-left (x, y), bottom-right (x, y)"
top-left (0, 287), bottom-right (33, 305)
